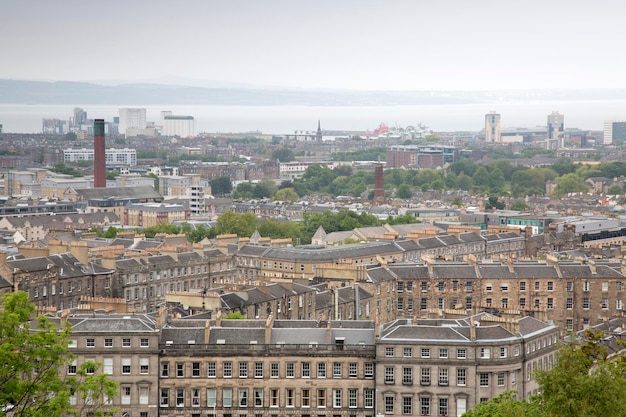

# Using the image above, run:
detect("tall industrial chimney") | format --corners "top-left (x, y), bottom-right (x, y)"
top-left (373, 162), bottom-right (385, 205)
top-left (93, 119), bottom-right (106, 188)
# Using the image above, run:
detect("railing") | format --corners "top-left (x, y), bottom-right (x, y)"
top-left (160, 343), bottom-right (376, 355)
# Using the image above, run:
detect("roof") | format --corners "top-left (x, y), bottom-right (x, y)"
top-left (263, 241), bottom-right (403, 262)
top-left (75, 186), bottom-right (162, 201)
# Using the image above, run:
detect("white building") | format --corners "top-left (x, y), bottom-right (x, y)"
top-left (63, 148), bottom-right (137, 166)
top-left (162, 114), bottom-right (196, 137)
top-left (118, 108), bottom-right (147, 136)
top-left (485, 111), bottom-right (501, 143)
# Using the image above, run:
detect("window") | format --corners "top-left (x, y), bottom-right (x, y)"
top-left (122, 358), bottom-right (131, 375)
top-left (332, 389), bottom-right (342, 408)
top-left (239, 362), bottom-right (248, 378)
top-left (438, 368), bottom-right (448, 386)
top-left (511, 371), bottom-right (517, 385)
top-left (364, 389), bottom-right (374, 408)
top-left (223, 388), bottom-right (233, 408)
top-left (317, 362), bottom-right (326, 378)
top-left (457, 368), bottom-right (466, 386)
top-left (122, 338), bottom-right (131, 347)
top-left (317, 389), bottom-right (326, 408)
top-left (364, 362), bottom-right (374, 378)
top-left (122, 386), bottom-right (131, 405)
top-left (402, 397), bottom-right (412, 415)
top-left (602, 298), bottom-right (609, 309)
top-left (421, 367), bottom-right (430, 385)
top-left (224, 361), bottom-right (233, 378)
top-left (385, 347), bottom-right (395, 357)
top-left (421, 348), bottom-right (430, 358)
top-left (286, 362), bottom-right (295, 378)
top-left (520, 297), bottom-right (526, 307)
top-left (302, 389), bottom-right (311, 408)
top-left (439, 348), bottom-right (448, 358)
top-left (583, 297), bottom-right (590, 309)
top-left (104, 338), bottom-right (113, 348)
top-left (617, 299), bottom-right (623, 310)
top-left (302, 362), bottom-right (311, 378)
top-left (385, 367), bottom-right (395, 384)
top-left (480, 372), bottom-right (489, 387)
top-left (385, 395), bottom-right (394, 414)
top-left (140, 338), bottom-right (149, 347)
top-left (271, 388), bottom-right (279, 407)
top-left (207, 389), bottom-right (216, 408)
top-left (534, 281), bottom-right (540, 291)
top-left (140, 358), bottom-right (150, 374)
top-left (420, 397), bottom-right (430, 416)
top-left (271, 362), bottom-right (279, 378)
top-left (566, 298), bottom-right (573, 309)
top-left (466, 281), bottom-right (473, 292)
top-left (567, 281), bottom-right (573, 292)
top-left (439, 398), bottom-right (448, 417)
top-left (86, 338), bottom-right (95, 348)
top-left (485, 283), bottom-right (493, 291)
top-left (208, 361), bottom-right (216, 377)
top-left (177, 363), bottom-right (184, 377)
top-left (403, 367), bottom-right (412, 385)
top-left (183, 361), bottom-right (198, 377)
top-left (466, 297), bottom-right (472, 309)
top-left (480, 348), bottom-right (491, 359)
top-left (333, 362), bottom-right (342, 378)
top-left (255, 362), bottom-right (263, 378)
top-left (583, 281), bottom-right (590, 291)
top-left (547, 298), bottom-right (554, 309)
top-left (160, 388), bottom-right (169, 407)
top-left (500, 347), bottom-right (507, 358)
top-left (403, 347), bottom-right (412, 357)
top-left (239, 388), bottom-right (248, 407)
top-left (161, 362), bottom-right (169, 377)
top-left (602, 281), bottom-right (609, 292)
top-left (457, 348), bottom-right (466, 359)
top-left (103, 358), bottom-right (113, 375)
top-left (497, 372), bottom-right (505, 386)
top-left (547, 281), bottom-right (554, 291)
top-left (68, 359), bottom-right (77, 375)
top-left (176, 388), bottom-right (185, 407)
top-left (285, 388), bottom-right (294, 407)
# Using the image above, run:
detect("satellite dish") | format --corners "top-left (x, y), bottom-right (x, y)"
top-left (183, 304), bottom-right (189, 311)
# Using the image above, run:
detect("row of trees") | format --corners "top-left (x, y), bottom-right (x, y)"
top-left (92, 208), bottom-right (420, 245)
top-left (464, 330), bottom-right (626, 417)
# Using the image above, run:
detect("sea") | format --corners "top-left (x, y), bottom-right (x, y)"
top-left (2, 100), bottom-right (626, 134)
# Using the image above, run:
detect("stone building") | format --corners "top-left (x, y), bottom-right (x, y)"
top-left (376, 314), bottom-right (559, 417)
top-left (64, 312), bottom-right (161, 417)
top-left (158, 316), bottom-right (377, 417)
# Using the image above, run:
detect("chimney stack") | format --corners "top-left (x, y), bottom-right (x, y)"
top-left (93, 119), bottom-right (106, 188)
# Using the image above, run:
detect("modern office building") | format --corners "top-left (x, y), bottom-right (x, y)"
top-left (386, 146), bottom-right (456, 169)
top-left (63, 148), bottom-right (137, 166)
top-left (119, 108), bottom-right (147, 136)
top-left (485, 112), bottom-right (501, 143)
top-left (603, 120), bottom-right (626, 145)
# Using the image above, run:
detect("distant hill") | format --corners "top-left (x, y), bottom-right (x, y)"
top-left (1, 79), bottom-right (626, 106)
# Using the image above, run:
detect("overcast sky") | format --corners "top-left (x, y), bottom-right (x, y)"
top-left (2, 0), bottom-right (624, 91)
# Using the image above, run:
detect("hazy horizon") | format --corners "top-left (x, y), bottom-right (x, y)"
top-left (2, 0), bottom-right (625, 92)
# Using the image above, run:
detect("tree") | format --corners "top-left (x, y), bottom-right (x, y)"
top-left (0, 292), bottom-right (119, 417)
top-left (472, 166), bottom-right (490, 191)
top-left (233, 182), bottom-right (254, 199)
top-left (396, 184), bottom-right (413, 199)
top-left (214, 211), bottom-right (258, 237)
top-left (463, 391), bottom-right (542, 417)
top-left (224, 311), bottom-right (246, 319)
top-left (272, 148), bottom-right (295, 162)
top-left (607, 184), bottom-right (623, 195)
top-left (274, 188), bottom-right (299, 203)
top-left (553, 173), bottom-right (589, 197)
top-left (511, 201), bottom-right (530, 211)
top-left (211, 176), bottom-right (233, 196)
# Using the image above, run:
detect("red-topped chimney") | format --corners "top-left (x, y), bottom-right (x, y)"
top-left (93, 119), bottom-right (106, 188)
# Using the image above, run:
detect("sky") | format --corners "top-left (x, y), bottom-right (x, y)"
top-left (2, 0), bottom-right (625, 91)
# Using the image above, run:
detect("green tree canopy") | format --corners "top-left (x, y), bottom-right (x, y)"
top-left (210, 176), bottom-right (233, 196)
top-left (553, 173), bottom-right (589, 197)
top-left (272, 147), bottom-right (295, 162)
top-left (274, 188), bottom-right (299, 203)
top-left (0, 292), bottom-right (118, 417)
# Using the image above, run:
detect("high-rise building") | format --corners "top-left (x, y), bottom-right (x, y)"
top-left (118, 108), bottom-right (147, 136)
top-left (603, 120), bottom-right (626, 145)
top-left (547, 111), bottom-right (564, 147)
top-left (485, 111), bottom-right (501, 143)
top-left (162, 115), bottom-right (196, 137)
top-left (72, 107), bottom-right (87, 128)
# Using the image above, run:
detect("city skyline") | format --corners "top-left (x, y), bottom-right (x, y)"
top-left (2, 0), bottom-right (625, 91)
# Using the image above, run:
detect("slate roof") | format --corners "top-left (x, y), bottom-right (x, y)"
top-left (388, 265), bottom-right (430, 279)
top-left (366, 266), bottom-right (396, 283)
top-left (263, 241), bottom-right (403, 262)
top-left (7, 253), bottom-right (113, 277)
top-left (71, 315), bottom-right (157, 333)
top-left (76, 186), bottom-right (163, 201)
top-left (432, 264), bottom-right (478, 279)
